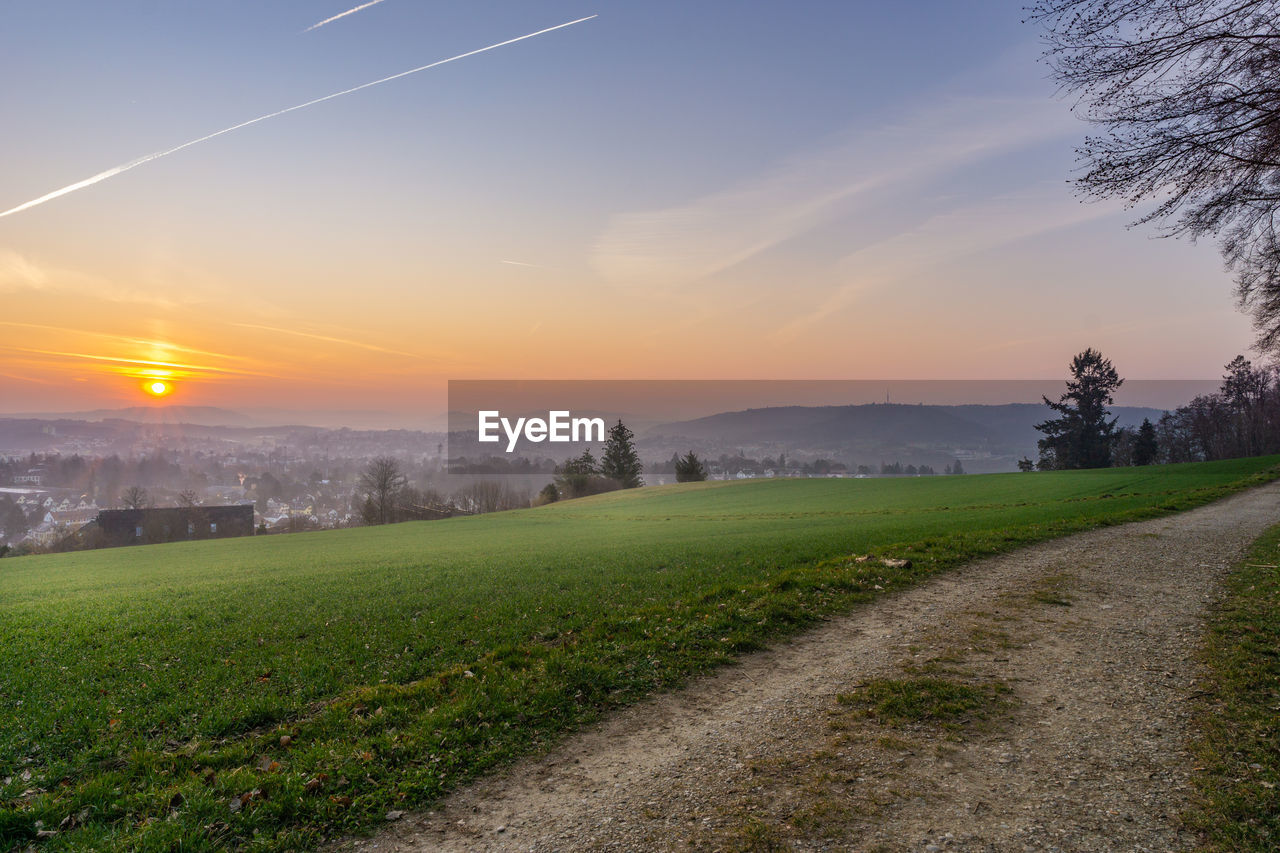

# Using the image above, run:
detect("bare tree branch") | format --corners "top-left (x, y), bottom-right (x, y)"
top-left (1029, 1), bottom-right (1280, 349)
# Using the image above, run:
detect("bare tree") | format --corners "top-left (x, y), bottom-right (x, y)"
top-left (454, 481), bottom-right (505, 515)
top-left (1028, 1), bottom-right (1280, 347)
top-left (176, 489), bottom-right (199, 508)
top-left (121, 485), bottom-right (150, 509)
top-left (1157, 355), bottom-right (1280, 460)
top-left (359, 456), bottom-right (406, 525)
top-left (451, 481), bottom-right (530, 515)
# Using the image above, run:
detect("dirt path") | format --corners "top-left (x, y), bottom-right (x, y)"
top-left (331, 481), bottom-right (1280, 852)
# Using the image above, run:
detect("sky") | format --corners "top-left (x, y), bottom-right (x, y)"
top-left (0, 1), bottom-right (1258, 424)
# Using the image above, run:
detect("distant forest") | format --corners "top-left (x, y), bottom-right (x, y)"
top-left (1152, 356), bottom-right (1280, 463)
top-left (1031, 353), bottom-right (1280, 472)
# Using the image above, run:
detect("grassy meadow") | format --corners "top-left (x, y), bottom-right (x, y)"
top-left (1187, 522), bottom-right (1280, 850)
top-left (2, 457), bottom-right (1278, 851)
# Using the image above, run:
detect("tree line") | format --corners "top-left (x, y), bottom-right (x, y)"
top-left (356, 456), bottom-right (533, 525)
top-left (1154, 356), bottom-right (1280, 463)
top-left (1029, 349), bottom-right (1280, 471)
top-left (650, 454), bottom-right (963, 480)
top-left (541, 420), bottom-right (645, 502)
top-left (358, 420), bottom-right (648, 523)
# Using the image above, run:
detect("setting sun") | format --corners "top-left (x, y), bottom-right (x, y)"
top-left (144, 380), bottom-right (172, 398)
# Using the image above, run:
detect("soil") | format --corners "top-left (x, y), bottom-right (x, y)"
top-left (328, 480), bottom-right (1280, 852)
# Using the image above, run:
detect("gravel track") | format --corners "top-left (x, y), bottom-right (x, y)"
top-left (331, 481), bottom-right (1280, 852)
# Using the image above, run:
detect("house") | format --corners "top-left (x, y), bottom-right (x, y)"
top-left (44, 507), bottom-right (99, 527)
top-left (21, 507), bottom-right (99, 547)
top-left (93, 505), bottom-right (255, 545)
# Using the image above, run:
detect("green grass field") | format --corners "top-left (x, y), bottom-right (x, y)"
top-left (2, 458), bottom-right (1277, 851)
top-left (1186, 522), bottom-right (1280, 850)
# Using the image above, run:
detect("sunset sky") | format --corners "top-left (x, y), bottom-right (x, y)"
top-left (0, 1), bottom-right (1256, 423)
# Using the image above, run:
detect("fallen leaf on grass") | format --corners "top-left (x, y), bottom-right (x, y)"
top-left (229, 789), bottom-right (263, 813)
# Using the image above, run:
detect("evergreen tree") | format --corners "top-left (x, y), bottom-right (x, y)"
top-left (554, 449), bottom-right (599, 499)
top-left (599, 420), bottom-right (643, 488)
top-left (1132, 418), bottom-right (1159, 466)
top-left (674, 451), bottom-right (707, 482)
top-left (1035, 348), bottom-right (1124, 470)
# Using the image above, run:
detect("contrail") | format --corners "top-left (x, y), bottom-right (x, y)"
top-left (231, 322), bottom-right (425, 358)
top-left (0, 15), bottom-right (597, 220)
top-left (305, 0), bottom-right (388, 33)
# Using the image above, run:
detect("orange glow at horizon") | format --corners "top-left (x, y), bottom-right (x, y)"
top-left (0, 281), bottom-right (1247, 422)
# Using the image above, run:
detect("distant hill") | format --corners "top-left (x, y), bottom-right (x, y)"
top-left (936, 404), bottom-right (1162, 446)
top-left (13, 406), bottom-right (257, 427)
top-left (649, 405), bottom-right (990, 446)
top-left (645, 403), bottom-right (1167, 472)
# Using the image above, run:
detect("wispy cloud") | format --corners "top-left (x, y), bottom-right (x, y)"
top-left (0, 318), bottom-right (292, 387)
top-left (592, 96), bottom-right (1077, 287)
top-left (769, 185), bottom-right (1124, 342)
top-left (5, 347), bottom-right (281, 380)
top-left (0, 248), bottom-right (182, 307)
top-left (0, 321), bottom-right (258, 364)
top-left (231, 323), bottom-right (426, 359)
top-left (0, 369), bottom-right (54, 385)
top-left (500, 259), bottom-right (547, 269)
top-left (0, 249), bottom-right (50, 292)
top-left (305, 0), bottom-right (389, 32)
top-left (0, 15), bottom-right (597, 219)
